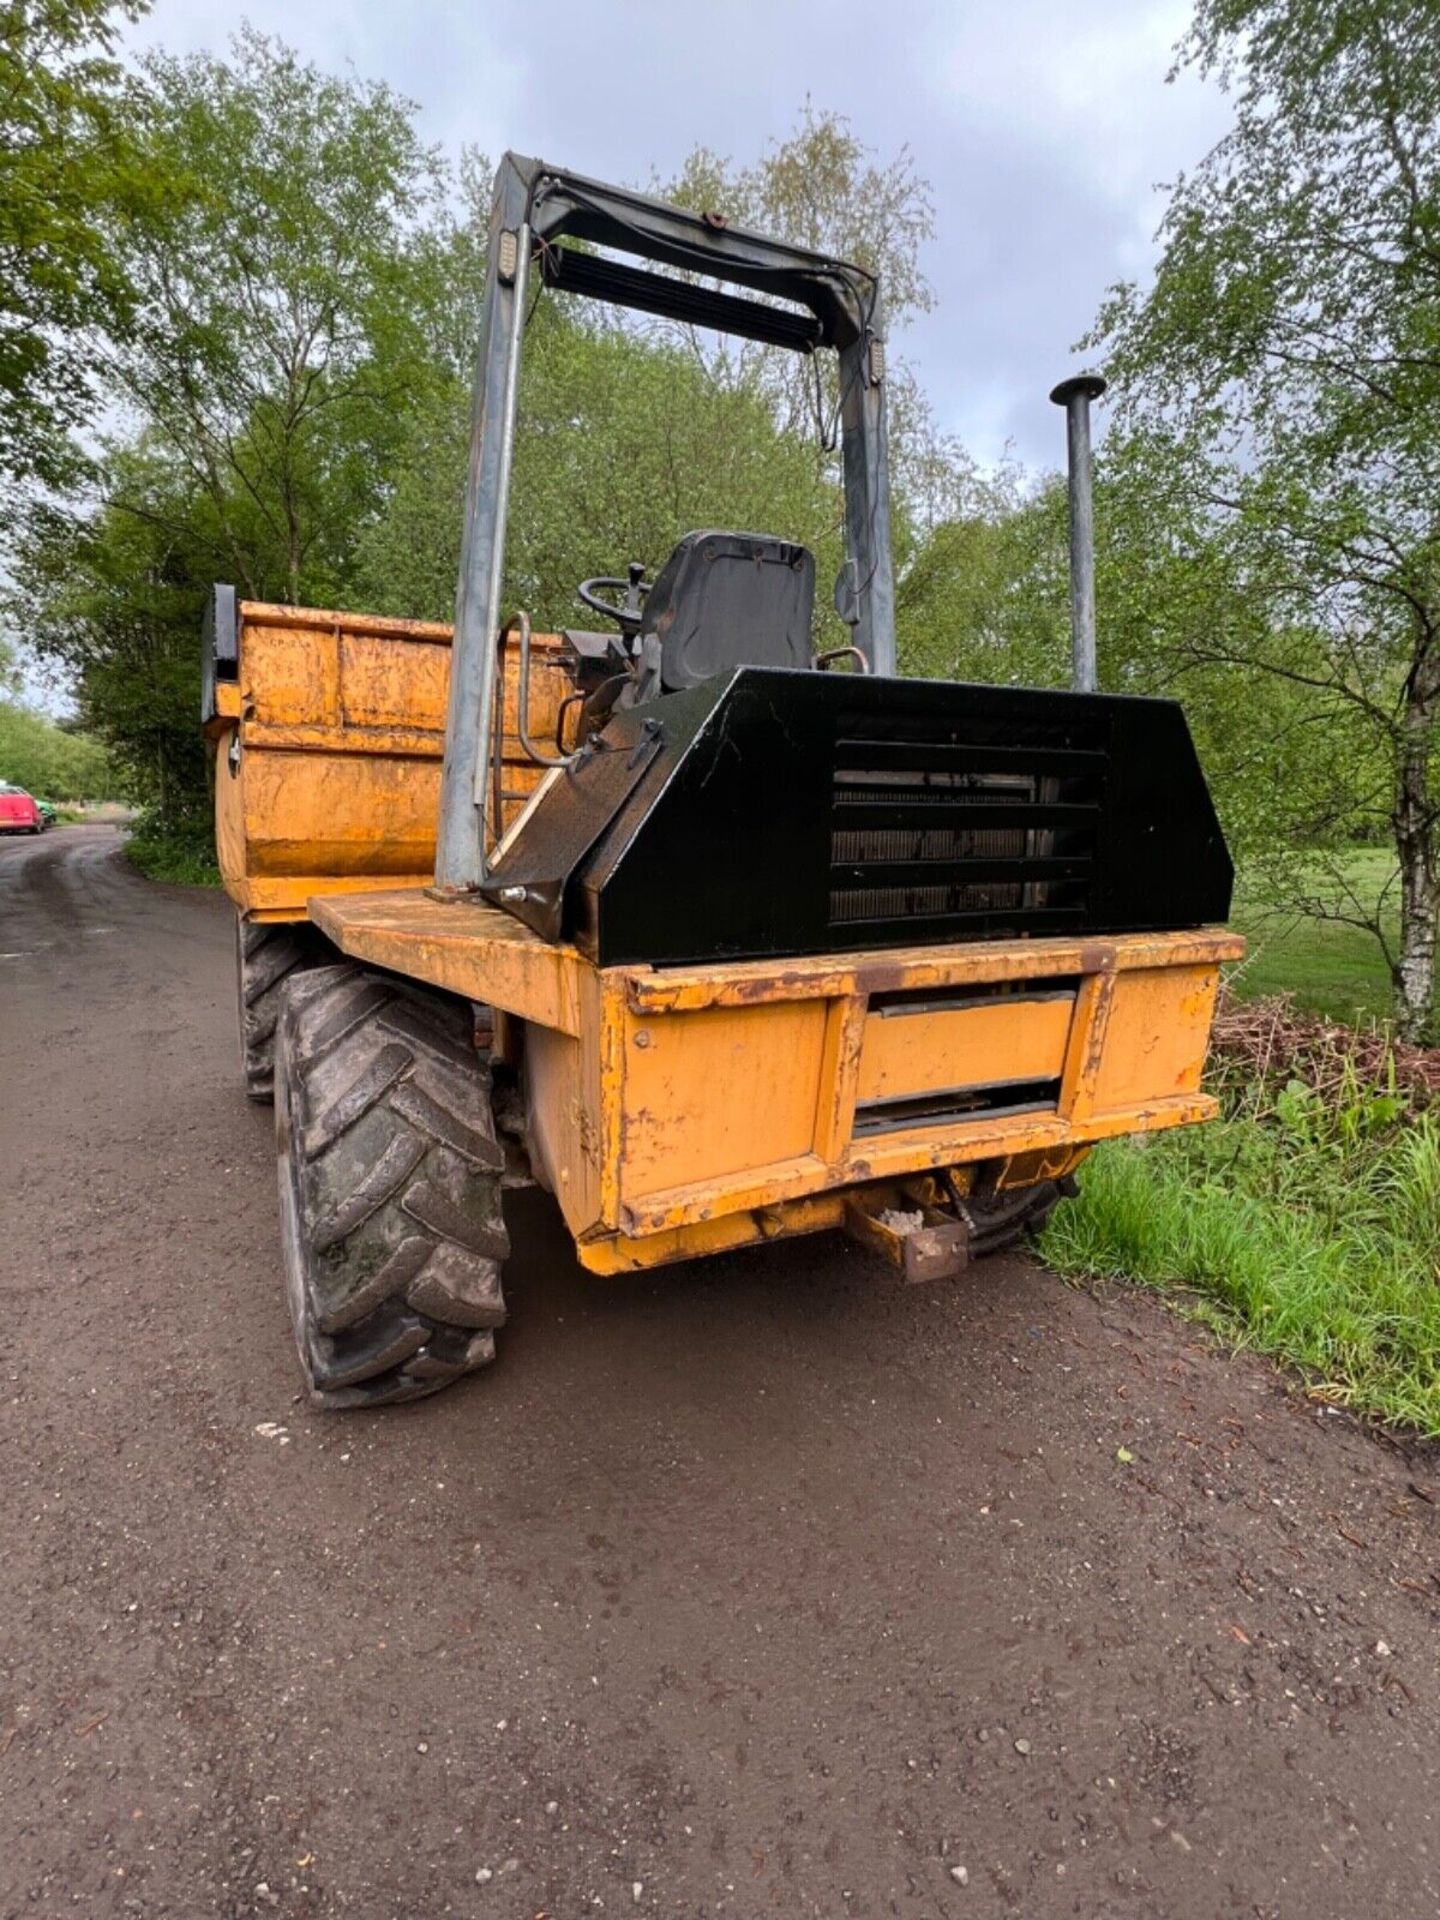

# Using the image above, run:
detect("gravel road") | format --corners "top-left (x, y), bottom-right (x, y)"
top-left (5, 825), bottom-right (1440, 1919)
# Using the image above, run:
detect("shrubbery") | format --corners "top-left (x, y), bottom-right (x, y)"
top-left (123, 806), bottom-right (220, 885)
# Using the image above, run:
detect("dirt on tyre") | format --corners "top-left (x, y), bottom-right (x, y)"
top-left (274, 963), bottom-right (509, 1408)
top-left (237, 915), bottom-right (335, 1102)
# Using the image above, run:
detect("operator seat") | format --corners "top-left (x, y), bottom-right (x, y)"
top-left (639, 531), bottom-right (815, 691)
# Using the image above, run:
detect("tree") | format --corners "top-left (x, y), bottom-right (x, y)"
top-left (100, 29), bottom-right (446, 606)
top-left (361, 114), bottom-right (945, 632)
top-left (0, 698), bottom-right (111, 798)
top-left (0, 0), bottom-right (149, 491)
top-left (18, 83), bottom-right (967, 854)
top-left (658, 113), bottom-right (933, 427)
top-left (9, 447), bottom-right (213, 827)
top-left (896, 465), bottom-right (1069, 686)
top-left (356, 301), bottom-right (842, 633)
top-left (1092, 0), bottom-right (1440, 1038)
top-left (12, 31), bottom-right (456, 842)
top-left (1093, 430), bottom-right (1390, 888)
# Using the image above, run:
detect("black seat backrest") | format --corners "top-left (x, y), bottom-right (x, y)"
top-left (640, 531), bottom-right (815, 691)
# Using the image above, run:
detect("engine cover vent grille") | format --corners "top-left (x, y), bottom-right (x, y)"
top-left (829, 713), bottom-right (1108, 942)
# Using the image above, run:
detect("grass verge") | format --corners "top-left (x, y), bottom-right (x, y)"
top-left (1230, 849), bottom-right (1395, 1024)
top-left (1040, 1025), bottom-right (1440, 1435)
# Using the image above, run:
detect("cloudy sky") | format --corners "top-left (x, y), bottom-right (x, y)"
top-left (124, 0), bottom-right (1233, 472)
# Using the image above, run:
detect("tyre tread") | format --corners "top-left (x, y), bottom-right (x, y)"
top-left (274, 964), bottom-right (508, 1408)
top-left (237, 917), bottom-right (335, 1102)
top-left (966, 1178), bottom-right (1072, 1256)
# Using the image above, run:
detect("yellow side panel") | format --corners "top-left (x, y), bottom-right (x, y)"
top-left (289, 900), bottom-right (1241, 1260)
top-left (619, 999), bottom-right (831, 1202)
top-left (1090, 965), bottom-right (1220, 1111)
top-left (855, 994), bottom-right (1074, 1104)
top-left (214, 724), bottom-right (245, 887)
top-left (626, 929), bottom-right (1246, 1013)
top-left (215, 600), bottom-right (579, 911)
top-left (522, 964), bottom-right (608, 1232)
top-left (237, 749), bottom-right (442, 878)
top-left (243, 877), bottom-right (434, 917)
top-left (525, 1023), bottom-right (599, 1224)
top-left (244, 617), bottom-right (341, 727)
top-left (339, 630), bottom-right (450, 731)
top-left (577, 1193), bottom-right (847, 1274)
top-left (308, 889), bottom-right (584, 1038)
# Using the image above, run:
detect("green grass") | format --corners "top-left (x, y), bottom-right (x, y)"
top-left (1229, 848), bottom-right (1396, 1024)
top-left (1037, 844), bottom-right (1440, 1433)
top-left (1040, 1061), bottom-right (1440, 1435)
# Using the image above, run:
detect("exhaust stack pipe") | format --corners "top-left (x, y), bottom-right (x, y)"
top-left (1049, 371), bottom-right (1107, 694)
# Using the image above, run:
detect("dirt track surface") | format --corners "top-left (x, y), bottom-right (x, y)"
top-left (5, 826), bottom-right (1440, 1919)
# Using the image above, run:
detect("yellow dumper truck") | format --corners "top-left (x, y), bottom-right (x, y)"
top-left (204, 154), bottom-right (1241, 1406)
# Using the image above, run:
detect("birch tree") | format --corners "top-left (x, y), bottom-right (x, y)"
top-left (1093, 0), bottom-right (1440, 1038)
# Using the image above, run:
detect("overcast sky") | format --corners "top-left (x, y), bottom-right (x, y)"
top-left (124, 0), bottom-right (1232, 472)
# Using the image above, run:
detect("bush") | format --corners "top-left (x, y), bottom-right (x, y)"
top-left (124, 810), bottom-right (220, 886)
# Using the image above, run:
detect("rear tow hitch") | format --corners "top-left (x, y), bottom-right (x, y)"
top-left (843, 1190), bottom-right (971, 1284)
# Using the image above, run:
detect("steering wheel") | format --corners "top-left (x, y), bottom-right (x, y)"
top-left (577, 561), bottom-right (649, 638)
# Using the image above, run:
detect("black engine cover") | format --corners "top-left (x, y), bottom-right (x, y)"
top-left (480, 667), bottom-right (1233, 968)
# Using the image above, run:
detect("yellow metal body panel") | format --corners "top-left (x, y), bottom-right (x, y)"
top-left (577, 1192), bottom-right (851, 1274)
top-left (310, 891), bottom-right (1242, 1274)
top-left (307, 892), bottom-right (585, 1038)
top-left (623, 999), bottom-right (832, 1192)
top-left (1090, 965), bottom-right (1216, 1109)
top-left (854, 993), bottom-right (1074, 1104)
top-left (210, 601), bottom-right (572, 917)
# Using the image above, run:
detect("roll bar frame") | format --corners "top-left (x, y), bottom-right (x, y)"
top-left (434, 151), bottom-right (895, 893)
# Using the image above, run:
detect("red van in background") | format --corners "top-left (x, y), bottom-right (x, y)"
top-left (0, 783), bottom-right (44, 833)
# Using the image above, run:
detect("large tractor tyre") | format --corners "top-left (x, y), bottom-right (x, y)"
top-left (273, 964), bottom-right (509, 1408)
top-left (237, 915), bottom-right (335, 1103)
top-left (966, 1177), bottom-right (1075, 1257)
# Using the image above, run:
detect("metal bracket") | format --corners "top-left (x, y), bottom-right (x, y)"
top-left (843, 1189), bottom-right (971, 1284)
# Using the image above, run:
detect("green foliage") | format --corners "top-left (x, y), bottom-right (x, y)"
top-left (1232, 850), bottom-right (1398, 1024)
top-left (361, 106), bottom-right (942, 637)
top-left (0, 698), bottom-right (111, 797)
top-left (124, 807), bottom-right (220, 884)
top-left (103, 28), bottom-right (447, 605)
top-left (9, 444), bottom-right (213, 830)
top-left (11, 71), bottom-right (942, 872)
top-left (1042, 1055), bottom-right (1440, 1436)
top-left (897, 470), bottom-right (1068, 685)
top-left (357, 303), bottom-right (844, 635)
top-left (656, 107), bottom-right (944, 516)
top-left (0, 0), bottom-right (154, 491)
top-left (1090, 0), bottom-right (1440, 1037)
top-left (1088, 432), bottom-right (1389, 879)
top-left (10, 31), bottom-right (451, 849)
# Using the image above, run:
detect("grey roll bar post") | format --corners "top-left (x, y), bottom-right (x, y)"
top-left (1049, 370), bottom-right (1107, 695)
top-left (433, 151), bottom-right (895, 895)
